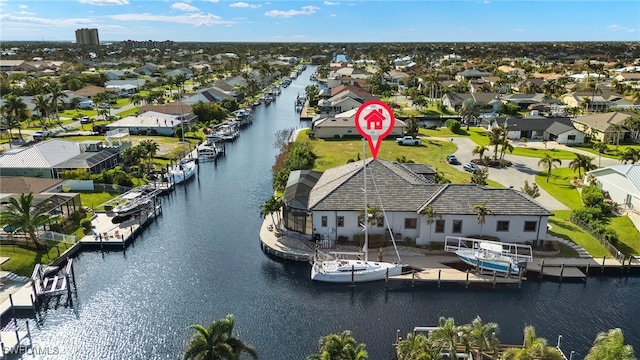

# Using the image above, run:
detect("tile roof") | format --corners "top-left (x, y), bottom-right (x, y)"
top-left (571, 112), bottom-right (634, 132)
top-left (0, 176), bottom-right (64, 194)
top-left (420, 184), bottom-right (553, 216)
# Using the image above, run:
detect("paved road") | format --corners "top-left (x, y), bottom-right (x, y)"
top-left (440, 137), bottom-right (621, 211)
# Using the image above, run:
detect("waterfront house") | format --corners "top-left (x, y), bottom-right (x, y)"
top-left (282, 159), bottom-right (551, 245)
top-left (560, 91), bottom-right (625, 112)
top-left (107, 111), bottom-right (195, 136)
top-left (585, 164), bottom-right (640, 210)
top-left (544, 121), bottom-right (586, 144)
top-left (455, 68), bottom-right (493, 82)
top-left (487, 116), bottom-right (577, 141)
top-left (312, 110), bottom-right (405, 139)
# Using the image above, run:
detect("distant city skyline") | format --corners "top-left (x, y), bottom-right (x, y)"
top-left (0, 1), bottom-right (639, 43)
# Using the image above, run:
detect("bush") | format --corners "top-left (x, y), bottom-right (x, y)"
top-left (603, 229), bottom-right (618, 245)
top-left (572, 207), bottom-right (603, 223)
top-left (445, 119), bottom-right (461, 133)
top-left (581, 185), bottom-right (605, 207)
top-left (49, 223), bottom-right (63, 232)
top-left (81, 219), bottom-right (93, 232)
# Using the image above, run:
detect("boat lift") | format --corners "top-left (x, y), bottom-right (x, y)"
top-left (445, 236), bottom-right (533, 275)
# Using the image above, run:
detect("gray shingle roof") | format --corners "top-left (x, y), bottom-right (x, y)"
top-left (546, 121), bottom-right (577, 135)
top-left (420, 184), bottom-right (552, 216)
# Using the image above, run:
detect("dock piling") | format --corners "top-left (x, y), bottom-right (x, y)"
top-left (560, 263), bottom-right (565, 282)
top-left (621, 256), bottom-right (625, 274)
top-left (492, 271), bottom-right (496, 288)
top-left (539, 259), bottom-right (544, 279)
top-left (506, 263), bottom-right (511, 279)
top-left (602, 256), bottom-right (606, 273)
top-left (385, 268), bottom-right (389, 290)
top-left (351, 265), bottom-right (355, 285)
top-left (518, 270), bottom-right (522, 288)
top-left (411, 270), bottom-right (415, 287)
top-left (465, 269), bottom-right (469, 288)
top-left (437, 269), bottom-right (441, 288)
top-left (585, 262), bottom-right (590, 280)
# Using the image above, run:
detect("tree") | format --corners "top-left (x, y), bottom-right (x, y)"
top-left (48, 82), bottom-right (68, 127)
top-left (467, 316), bottom-right (499, 359)
top-left (503, 326), bottom-right (564, 360)
top-left (139, 139), bottom-right (160, 174)
top-left (498, 138), bottom-right (514, 166)
top-left (419, 205), bottom-right (441, 243)
top-left (459, 98), bottom-right (479, 130)
top-left (184, 314), bottom-right (257, 360)
top-left (470, 167), bottom-right (489, 186)
top-left (472, 145), bottom-right (489, 162)
top-left (621, 148), bottom-right (640, 164)
top-left (585, 328), bottom-right (635, 360)
top-left (473, 201), bottom-right (493, 236)
top-left (396, 333), bottom-right (443, 360)
top-left (569, 153), bottom-right (597, 178)
top-left (610, 123), bottom-right (623, 149)
top-left (33, 93), bottom-right (51, 129)
top-left (488, 126), bottom-right (505, 161)
top-left (260, 196), bottom-right (283, 228)
top-left (430, 317), bottom-right (459, 359)
top-left (538, 153), bottom-right (562, 182)
top-left (592, 141), bottom-right (608, 154)
top-left (405, 116), bottom-right (419, 136)
top-left (3, 94), bottom-right (28, 139)
top-left (521, 180), bottom-right (540, 199)
top-left (0, 193), bottom-right (51, 249)
top-left (308, 330), bottom-right (368, 360)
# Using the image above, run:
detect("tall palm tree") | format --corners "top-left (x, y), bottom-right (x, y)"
top-left (569, 153), bottom-right (597, 178)
top-left (260, 196), bottom-right (283, 228)
top-left (396, 333), bottom-right (443, 360)
top-left (48, 82), bottom-right (68, 127)
top-left (499, 139), bottom-right (514, 167)
top-left (538, 153), bottom-right (562, 182)
top-left (3, 94), bottom-right (28, 139)
top-left (308, 330), bottom-right (368, 360)
top-left (503, 326), bottom-right (564, 360)
top-left (184, 314), bottom-right (257, 360)
top-left (130, 93), bottom-right (144, 107)
top-left (473, 201), bottom-right (493, 236)
top-left (610, 123), bottom-right (623, 149)
top-left (472, 145), bottom-right (489, 162)
top-left (419, 205), bottom-right (441, 243)
top-left (624, 116), bottom-right (640, 142)
top-left (621, 148), bottom-right (640, 164)
top-left (431, 317), bottom-right (459, 359)
top-left (488, 126), bottom-right (505, 161)
top-left (585, 328), bottom-right (635, 360)
top-left (0, 193), bottom-right (51, 249)
top-left (467, 316), bottom-right (499, 359)
top-left (33, 93), bottom-right (51, 129)
top-left (139, 139), bottom-right (160, 174)
top-left (1, 105), bottom-right (21, 145)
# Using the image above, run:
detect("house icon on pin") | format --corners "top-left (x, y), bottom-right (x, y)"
top-left (364, 109), bottom-right (385, 130)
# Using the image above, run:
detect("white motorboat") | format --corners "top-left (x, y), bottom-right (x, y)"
top-left (168, 159), bottom-right (196, 184)
top-left (197, 142), bottom-right (220, 161)
top-left (311, 140), bottom-right (405, 283)
top-left (113, 185), bottom-right (156, 217)
top-left (445, 236), bottom-right (533, 276)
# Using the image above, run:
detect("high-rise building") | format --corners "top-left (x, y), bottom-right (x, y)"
top-left (75, 28), bottom-right (100, 46)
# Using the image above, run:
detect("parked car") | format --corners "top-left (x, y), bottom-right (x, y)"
top-left (463, 162), bottom-right (481, 174)
top-left (33, 130), bottom-right (52, 140)
top-left (446, 155), bottom-right (460, 165)
top-left (97, 103), bottom-right (110, 109)
top-left (395, 136), bottom-right (420, 146)
top-left (80, 116), bottom-right (91, 124)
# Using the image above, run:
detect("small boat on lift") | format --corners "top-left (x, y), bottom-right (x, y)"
top-left (168, 159), bottom-right (196, 184)
top-left (445, 236), bottom-right (533, 276)
top-left (197, 141), bottom-right (220, 161)
top-left (113, 185), bottom-right (157, 217)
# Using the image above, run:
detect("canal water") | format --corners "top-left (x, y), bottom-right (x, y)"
top-left (20, 66), bottom-right (640, 359)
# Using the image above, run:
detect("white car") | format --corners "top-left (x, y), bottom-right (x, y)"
top-left (33, 130), bottom-right (52, 140)
top-left (463, 163), bottom-right (481, 174)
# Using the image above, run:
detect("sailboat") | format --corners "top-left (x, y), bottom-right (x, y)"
top-left (311, 141), bottom-right (404, 283)
top-left (168, 91), bottom-right (197, 184)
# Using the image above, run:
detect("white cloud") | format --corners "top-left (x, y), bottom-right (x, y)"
top-left (607, 24), bottom-right (636, 32)
top-left (19, 4), bottom-right (27, 8)
top-left (78, 0), bottom-right (129, 5)
top-left (17, 10), bottom-right (35, 15)
top-left (0, 13), bottom-right (92, 27)
top-left (324, 1), bottom-right (339, 5)
top-left (108, 12), bottom-right (234, 26)
top-left (203, 0), bottom-right (219, 2)
top-left (265, 5), bottom-right (319, 18)
top-left (172, 2), bottom-right (199, 12)
top-left (330, 13), bottom-right (336, 17)
top-left (230, 2), bottom-right (261, 8)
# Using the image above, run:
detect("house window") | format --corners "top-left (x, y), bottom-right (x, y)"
top-left (496, 221), bottom-right (510, 232)
top-left (337, 216), bottom-right (344, 227)
top-left (567, 135), bottom-right (576, 141)
top-left (435, 220), bottom-right (445, 233)
top-left (404, 218), bottom-right (417, 229)
top-left (321, 216), bottom-right (328, 227)
top-left (524, 221), bottom-right (537, 232)
top-left (452, 220), bottom-right (463, 233)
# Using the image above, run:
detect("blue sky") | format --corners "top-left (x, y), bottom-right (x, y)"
top-left (1, 0), bottom-right (639, 42)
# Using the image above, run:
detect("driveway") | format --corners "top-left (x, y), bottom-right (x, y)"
top-left (439, 137), bottom-right (622, 211)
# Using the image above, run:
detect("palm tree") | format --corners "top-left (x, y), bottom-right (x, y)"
top-left (3, 94), bottom-right (28, 139)
top-left (467, 316), bottom-right (499, 359)
top-left (610, 123), bottom-right (623, 149)
top-left (460, 98), bottom-right (480, 130)
top-left (585, 328), bottom-right (635, 360)
top-left (472, 145), bottom-right (489, 162)
top-left (419, 205), bottom-right (440, 243)
top-left (499, 139), bottom-right (514, 167)
top-left (260, 196), bottom-right (283, 228)
top-left (308, 330), bottom-right (368, 360)
top-left (48, 82), bottom-right (68, 127)
top-left (130, 93), bottom-right (144, 107)
top-left (33, 93), bottom-right (51, 129)
top-left (569, 153), bottom-right (597, 178)
top-left (538, 153), bottom-right (562, 182)
top-left (621, 148), bottom-right (640, 164)
top-left (431, 317), bottom-right (459, 359)
top-left (503, 326), bottom-right (564, 360)
top-left (488, 126), bottom-right (505, 161)
top-left (0, 193), bottom-right (51, 249)
top-left (624, 116), bottom-right (640, 142)
top-left (396, 333), bottom-right (443, 360)
top-left (184, 314), bottom-right (257, 360)
top-left (473, 201), bottom-right (493, 236)
top-left (139, 139), bottom-right (160, 174)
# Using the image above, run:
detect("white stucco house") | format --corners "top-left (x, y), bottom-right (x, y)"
top-left (585, 164), bottom-right (640, 210)
top-left (283, 159), bottom-right (552, 246)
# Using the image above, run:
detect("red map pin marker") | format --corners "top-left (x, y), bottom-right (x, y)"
top-left (354, 100), bottom-right (395, 159)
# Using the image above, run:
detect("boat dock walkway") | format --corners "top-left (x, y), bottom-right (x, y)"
top-left (79, 205), bottom-right (161, 248)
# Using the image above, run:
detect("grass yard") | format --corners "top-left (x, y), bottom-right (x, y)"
top-left (468, 127), bottom-right (578, 160)
top-left (549, 210), bottom-right (610, 258)
top-left (77, 191), bottom-right (120, 210)
top-left (117, 107), bottom-right (139, 117)
top-left (607, 215), bottom-right (640, 256)
top-left (534, 167), bottom-right (583, 209)
top-left (568, 143), bottom-right (640, 160)
top-left (305, 137), bottom-right (503, 187)
top-left (0, 241), bottom-right (69, 276)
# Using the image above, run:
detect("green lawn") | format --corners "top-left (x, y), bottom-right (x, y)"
top-left (77, 191), bottom-right (120, 210)
top-left (535, 167), bottom-right (583, 209)
top-left (549, 210), bottom-right (610, 258)
top-left (468, 128), bottom-right (579, 160)
top-left (607, 215), bottom-right (640, 256)
top-left (0, 241), bottom-right (70, 276)
top-left (568, 143), bottom-right (640, 160)
top-left (304, 136), bottom-right (502, 187)
top-left (117, 107), bottom-right (139, 117)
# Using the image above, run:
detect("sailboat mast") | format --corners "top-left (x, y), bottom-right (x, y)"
top-left (362, 138), bottom-right (369, 262)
